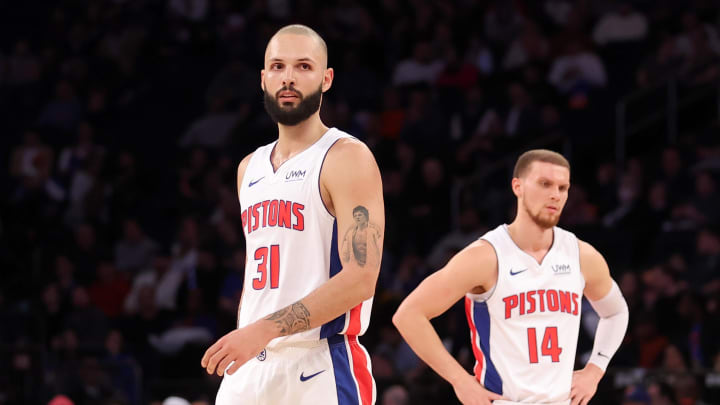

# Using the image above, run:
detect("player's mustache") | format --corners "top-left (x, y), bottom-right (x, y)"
top-left (275, 86), bottom-right (303, 99)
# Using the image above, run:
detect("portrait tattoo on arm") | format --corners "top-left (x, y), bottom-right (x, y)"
top-left (265, 301), bottom-right (311, 336)
top-left (342, 205), bottom-right (382, 267)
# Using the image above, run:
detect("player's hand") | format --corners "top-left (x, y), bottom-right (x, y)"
top-left (200, 321), bottom-right (273, 376)
top-left (570, 363), bottom-right (604, 405)
top-left (452, 373), bottom-right (506, 405)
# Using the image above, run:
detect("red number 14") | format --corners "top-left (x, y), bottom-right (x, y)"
top-left (527, 327), bottom-right (562, 363)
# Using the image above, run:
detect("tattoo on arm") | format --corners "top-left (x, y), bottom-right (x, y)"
top-left (342, 205), bottom-right (382, 267)
top-left (265, 301), bottom-right (311, 336)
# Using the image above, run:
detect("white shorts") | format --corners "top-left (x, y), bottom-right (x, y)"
top-left (493, 400), bottom-right (570, 405)
top-left (216, 335), bottom-right (375, 405)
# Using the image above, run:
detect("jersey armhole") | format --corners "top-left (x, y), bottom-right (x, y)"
top-left (466, 238), bottom-right (500, 303)
top-left (317, 137), bottom-right (343, 219)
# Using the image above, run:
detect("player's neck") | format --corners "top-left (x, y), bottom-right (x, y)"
top-left (507, 215), bottom-right (554, 254)
top-left (275, 114), bottom-right (329, 158)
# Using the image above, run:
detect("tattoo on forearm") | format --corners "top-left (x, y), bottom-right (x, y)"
top-left (342, 205), bottom-right (382, 267)
top-left (265, 301), bottom-right (311, 336)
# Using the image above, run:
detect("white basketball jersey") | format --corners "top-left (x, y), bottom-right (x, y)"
top-left (466, 224), bottom-right (585, 403)
top-left (238, 128), bottom-right (373, 347)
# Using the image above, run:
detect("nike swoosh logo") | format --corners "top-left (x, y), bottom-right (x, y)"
top-left (248, 177), bottom-right (265, 187)
top-left (598, 352), bottom-right (609, 358)
top-left (300, 370), bottom-right (325, 382)
top-left (510, 268), bottom-right (528, 276)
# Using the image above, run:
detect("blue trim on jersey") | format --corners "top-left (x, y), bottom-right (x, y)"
top-left (321, 220), bottom-right (346, 338)
top-left (318, 137), bottom-right (343, 217)
top-left (473, 301), bottom-right (504, 395)
top-left (328, 334), bottom-right (359, 405)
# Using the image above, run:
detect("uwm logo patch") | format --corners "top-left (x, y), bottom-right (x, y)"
top-left (285, 169), bottom-right (306, 182)
top-left (552, 264), bottom-right (571, 275)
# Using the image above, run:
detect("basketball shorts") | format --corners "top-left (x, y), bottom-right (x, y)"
top-left (215, 334), bottom-right (375, 405)
top-left (493, 400), bottom-right (570, 405)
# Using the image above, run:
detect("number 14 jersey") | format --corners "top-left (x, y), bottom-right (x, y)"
top-left (465, 224), bottom-right (585, 403)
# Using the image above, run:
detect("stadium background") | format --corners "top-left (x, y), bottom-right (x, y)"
top-left (1, 0), bottom-right (719, 404)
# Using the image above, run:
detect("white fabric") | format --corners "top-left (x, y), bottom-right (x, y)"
top-left (587, 281), bottom-right (629, 371)
top-left (466, 224), bottom-right (585, 403)
top-left (216, 336), bottom-right (375, 405)
top-left (238, 128), bottom-right (373, 347)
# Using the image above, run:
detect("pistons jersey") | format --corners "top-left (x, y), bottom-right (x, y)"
top-left (465, 224), bottom-right (585, 403)
top-left (237, 128), bottom-right (373, 346)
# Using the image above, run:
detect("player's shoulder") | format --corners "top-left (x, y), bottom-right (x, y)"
top-left (237, 152), bottom-right (254, 175)
top-left (453, 238), bottom-right (498, 268)
top-left (323, 135), bottom-right (378, 173)
top-left (327, 136), bottom-right (373, 158)
top-left (577, 238), bottom-right (610, 278)
top-left (577, 239), bottom-right (602, 260)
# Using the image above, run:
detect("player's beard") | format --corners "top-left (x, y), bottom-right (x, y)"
top-left (523, 198), bottom-right (561, 229)
top-left (263, 83), bottom-right (323, 126)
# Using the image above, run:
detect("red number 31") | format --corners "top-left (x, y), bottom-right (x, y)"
top-left (252, 245), bottom-right (280, 290)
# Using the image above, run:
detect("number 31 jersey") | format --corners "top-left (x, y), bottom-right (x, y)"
top-left (237, 128), bottom-right (373, 347)
top-left (465, 224), bottom-right (585, 403)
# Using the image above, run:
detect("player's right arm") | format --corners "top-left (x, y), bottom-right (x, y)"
top-left (392, 241), bottom-right (506, 405)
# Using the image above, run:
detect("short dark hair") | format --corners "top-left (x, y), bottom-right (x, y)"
top-left (353, 206), bottom-right (369, 219)
top-left (513, 149), bottom-right (570, 178)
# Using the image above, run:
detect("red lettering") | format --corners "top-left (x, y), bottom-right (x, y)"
top-left (519, 292), bottom-right (526, 315)
top-left (261, 200), bottom-right (271, 227)
top-left (241, 209), bottom-right (248, 233)
top-left (547, 290), bottom-right (559, 312)
top-left (278, 200), bottom-right (292, 228)
top-left (252, 203), bottom-right (261, 232)
top-left (527, 291), bottom-right (537, 314)
top-left (559, 291), bottom-right (572, 314)
top-left (292, 203), bottom-right (305, 230)
top-left (571, 293), bottom-right (580, 315)
top-left (537, 290), bottom-right (546, 312)
top-left (268, 200), bottom-right (278, 227)
top-left (503, 295), bottom-right (518, 319)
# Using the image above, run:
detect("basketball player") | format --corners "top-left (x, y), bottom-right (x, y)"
top-left (393, 150), bottom-right (628, 405)
top-left (201, 25), bottom-right (384, 405)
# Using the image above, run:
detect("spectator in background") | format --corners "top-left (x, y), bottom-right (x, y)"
top-left (548, 40), bottom-right (607, 94)
top-left (636, 35), bottom-right (685, 89)
top-left (124, 253), bottom-right (184, 314)
top-left (426, 208), bottom-right (485, 269)
top-left (503, 22), bottom-right (549, 71)
top-left (114, 218), bottom-right (159, 275)
top-left (88, 261), bottom-right (130, 319)
top-left (382, 385), bottom-right (409, 405)
top-left (9, 130), bottom-right (57, 199)
top-left (692, 228), bottom-right (720, 295)
top-left (5, 40), bottom-right (40, 87)
top-left (57, 122), bottom-right (105, 183)
top-left (464, 35), bottom-right (495, 76)
top-left (37, 80), bottom-right (83, 134)
top-left (483, 1), bottom-right (524, 47)
top-left (68, 224), bottom-right (106, 284)
top-left (218, 248), bottom-right (244, 321)
top-left (592, 3), bottom-right (648, 46)
top-left (64, 286), bottom-right (109, 349)
top-left (393, 42), bottom-right (445, 87)
top-left (178, 96), bottom-right (242, 149)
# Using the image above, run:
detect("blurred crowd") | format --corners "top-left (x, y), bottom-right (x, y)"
top-left (1, 0), bottom-right (720, 404)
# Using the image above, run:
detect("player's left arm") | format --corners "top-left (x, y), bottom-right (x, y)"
top-left (571, 240), bottom-right (629, 405)
top-left (202, 138), bottom-right (383, 376)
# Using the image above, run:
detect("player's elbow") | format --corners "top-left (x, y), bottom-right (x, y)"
top-left (356, 269), bottom-right (378, 302)
top-left (391, 300), bottom-right (416, 334)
